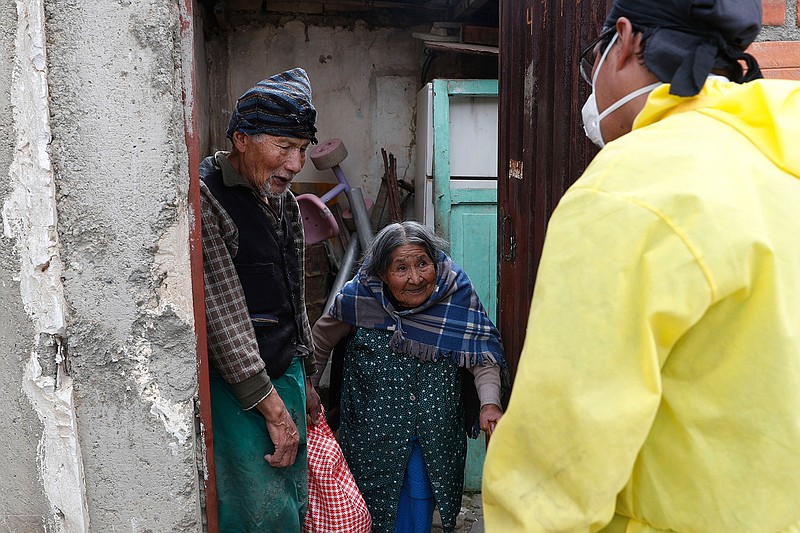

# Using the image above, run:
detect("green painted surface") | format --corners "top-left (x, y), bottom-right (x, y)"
top-left (450, 195), bottom-right (498, 491)
top-left (432, 79), bottom-right (499, 244)
top-left (446, 79), bottom-right (499, 96)
top-left (450, 200), bottom-right (498, 323)
top-left (429, 79), bottom-right (499, 492)
top-left (432, 79), bottom-right (452, 242)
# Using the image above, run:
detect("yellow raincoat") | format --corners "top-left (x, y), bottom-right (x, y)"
top-left (483, 78), bottom-right (800, 532)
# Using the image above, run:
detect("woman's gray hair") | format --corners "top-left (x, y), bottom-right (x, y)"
top-left (363, 221), bottom-right (449, 277)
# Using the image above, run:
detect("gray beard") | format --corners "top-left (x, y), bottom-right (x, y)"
top-left (260, 178), bottom-right (290, 199)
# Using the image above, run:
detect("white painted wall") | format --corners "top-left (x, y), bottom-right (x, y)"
top-left (206, 19), bottom-right (427, 203)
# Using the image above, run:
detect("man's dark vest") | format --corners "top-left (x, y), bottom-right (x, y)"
top-left (202, 165), bottom-right (303, 379)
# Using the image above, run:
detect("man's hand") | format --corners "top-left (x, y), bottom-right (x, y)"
top-left (305, 377), bottom-right (322, 426)
top-left (255, 390), bottom-right (299, 468)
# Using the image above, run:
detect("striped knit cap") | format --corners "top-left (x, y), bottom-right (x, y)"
top-left (226, 68), bottom-right (318, 143)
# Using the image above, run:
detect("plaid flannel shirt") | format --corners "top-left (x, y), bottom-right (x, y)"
top-left (200, 152), bottom-right (314, 409)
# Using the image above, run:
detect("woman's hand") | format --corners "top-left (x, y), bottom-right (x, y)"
top-left (479, 403), bottom-right (503, 436)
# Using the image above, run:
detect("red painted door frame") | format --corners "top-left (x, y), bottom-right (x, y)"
top-left (180, 0), bottom-right (219, 530)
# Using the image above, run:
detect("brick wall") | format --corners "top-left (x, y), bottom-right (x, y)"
top-left (749, 41), bottom-right (800, 79)
top-left (762, 0), bottom-right (787, 25)
top-left (749, 0), bottom-right (800, 79)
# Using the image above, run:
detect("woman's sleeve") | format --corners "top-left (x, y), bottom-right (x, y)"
top-left (310, 313), bottom-right (352, 387)
top-left (469, 364), bottom-right (502, 408)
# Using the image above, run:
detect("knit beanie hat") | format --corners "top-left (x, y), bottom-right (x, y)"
top-left (226, 67), bottom-right (318, 143)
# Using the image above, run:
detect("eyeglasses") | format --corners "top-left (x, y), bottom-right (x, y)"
top-left (579, 28), bottom-right (616, 85)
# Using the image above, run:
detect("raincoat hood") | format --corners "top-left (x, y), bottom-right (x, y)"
top-left (634, 78), bottom-right (800, 179)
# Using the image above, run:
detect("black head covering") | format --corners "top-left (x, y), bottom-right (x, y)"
top-left (227, 67), bottom-right (318, 143)
top-left (603, 0), bottom-right (763, 96)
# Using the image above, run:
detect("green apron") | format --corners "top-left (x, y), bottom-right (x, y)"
top-left (211, 357), bottom-right (308, 533)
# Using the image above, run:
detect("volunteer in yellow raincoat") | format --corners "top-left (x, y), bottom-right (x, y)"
top-left (483, 0), bottom-right (800, 531)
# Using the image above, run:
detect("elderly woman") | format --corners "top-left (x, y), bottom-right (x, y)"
top-left (311, 221), bottom-right (505, 533)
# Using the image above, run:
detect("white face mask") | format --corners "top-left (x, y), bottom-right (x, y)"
top-left (581, 32), bottom-right (663, 148)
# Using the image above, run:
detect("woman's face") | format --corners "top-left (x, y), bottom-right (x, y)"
top-left (381, 244), bottom-right (437, 308)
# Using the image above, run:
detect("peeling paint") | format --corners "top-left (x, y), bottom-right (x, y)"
top-left (6, 0), bottom-right (89, 530)
top-left (23, 344), bottom-right (90, 533)
top-left (4, 0), bottom-right (66, 338)
top-left (524, 61), bottom-right (537, 129)
top-left (152, 207), bottom-right (194, 325)
top-left (128, 331), bottom-right (194, 453)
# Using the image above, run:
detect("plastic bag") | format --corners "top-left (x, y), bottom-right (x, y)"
top-left (303, 408), bottom-right (371, 533)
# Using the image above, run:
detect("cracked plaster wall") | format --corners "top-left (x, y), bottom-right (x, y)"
top-left (2, 0), bottom-right (202, 530)
top-left (0, 2), bottom-right (57, 532)
top-left (206, 20), bottom-right (428, 203)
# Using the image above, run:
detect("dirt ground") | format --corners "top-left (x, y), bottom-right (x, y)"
top-left (432, 491), bottom-right (485, 532)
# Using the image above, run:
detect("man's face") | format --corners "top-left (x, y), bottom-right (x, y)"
top-left (585, 32), bottom-right (619, 112)
top-left (580, 18), bottom-right (659, 145)
top-left (236, 133), bottom-right (310, 198)
top-left (579, 28), bottom-right (615, 86)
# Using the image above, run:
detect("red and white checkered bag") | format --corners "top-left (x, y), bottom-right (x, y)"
top-left (303, 408), bottom-right (371, 533)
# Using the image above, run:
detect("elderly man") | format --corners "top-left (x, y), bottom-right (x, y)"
top-left (199, 68), bottom-right (322, 532)
top-left (484, 1), bottom-right (800, 531)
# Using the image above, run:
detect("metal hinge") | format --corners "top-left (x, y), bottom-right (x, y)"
top-left (501, 214), bottom-right (516, 262)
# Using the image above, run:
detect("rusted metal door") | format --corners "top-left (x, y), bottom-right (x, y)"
top-left (497, 0), bottom-right (612, 379)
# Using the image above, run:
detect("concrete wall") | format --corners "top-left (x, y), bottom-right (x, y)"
top-left (1, 0), bottom-right (202, 530)
top-left (0, 3), bottom-right (55, 531)
top-left (204, 19), bottom-right (429, 203)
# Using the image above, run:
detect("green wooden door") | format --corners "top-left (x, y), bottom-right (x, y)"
top-left (449, 188), bottom-right (498, 491)
top-left (449, 189), bottom-right (498, 323)
top-left (429, 79), bottom-right (499, 492)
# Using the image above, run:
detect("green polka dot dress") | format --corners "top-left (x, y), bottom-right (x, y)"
top-left (339, 328), bottom-right (466, 533)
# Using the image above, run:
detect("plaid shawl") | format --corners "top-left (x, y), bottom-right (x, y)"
top-left (330, 251), bottom-right (505, 368)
